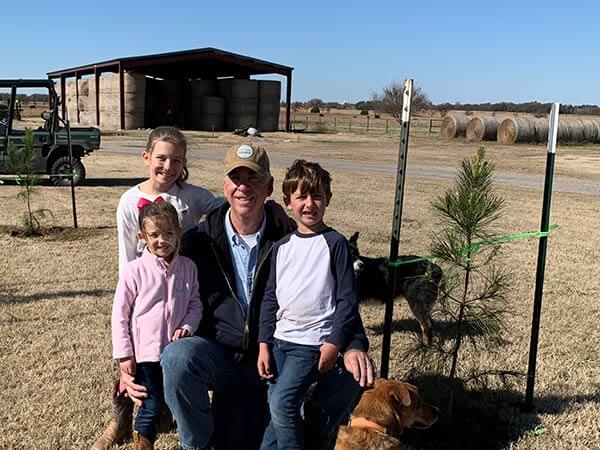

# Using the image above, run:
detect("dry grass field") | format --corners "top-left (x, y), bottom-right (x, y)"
top-left (1, 129), bottom-right (599, 449)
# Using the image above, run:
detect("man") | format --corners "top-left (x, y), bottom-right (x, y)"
top-left (124, 143), bottom-right (375, 450)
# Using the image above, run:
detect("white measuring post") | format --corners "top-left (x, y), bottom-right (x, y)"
top-left (524, 102), bottom-right (559, 411)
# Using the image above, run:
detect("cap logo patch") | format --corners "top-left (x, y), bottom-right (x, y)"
top-left (236, 144), bottom-right (254, 159)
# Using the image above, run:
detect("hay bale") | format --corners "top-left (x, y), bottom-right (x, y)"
top-left (581, 120), bottom-right (600, 143)
top-left (497, 117), bottom-right (533, 144)
top-left (441, 115), bottom-right (470, 140)
top-left (258, 80), bottom-right (281, 132)
top-left (466, 116), bottom-right (500, 141)
top-left (564, 120), bottom-right (585, 142)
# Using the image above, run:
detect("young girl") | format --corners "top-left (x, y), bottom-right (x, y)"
top-left (116, 126), bottom-right (220, 274)
top-left (112, 201), bottom-right (202, 450)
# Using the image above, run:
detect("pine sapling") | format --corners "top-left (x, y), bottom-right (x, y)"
top-left (429, 147), bottom-right (511, 417)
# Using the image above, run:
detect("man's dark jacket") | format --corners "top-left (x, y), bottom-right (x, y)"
top-left (181, 201), bottom-right (369, 359)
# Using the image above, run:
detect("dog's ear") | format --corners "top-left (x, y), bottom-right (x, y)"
top-left (390, 383), bottom-right (412, 407)
top-left (350, 231), bottom-right (359, 243)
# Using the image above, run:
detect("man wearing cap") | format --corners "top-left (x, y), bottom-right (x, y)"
top-left (131, 143), bottom-right (375, 450)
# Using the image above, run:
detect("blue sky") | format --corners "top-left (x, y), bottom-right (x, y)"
top-left (4, 0), bottom-right (600, 105)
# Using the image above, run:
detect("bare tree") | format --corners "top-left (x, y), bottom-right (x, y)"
top-left (372, 80), bottom-right (431, 123)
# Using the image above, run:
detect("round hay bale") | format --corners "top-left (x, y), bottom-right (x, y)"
top-left (466, 116), bottom-right (500, 141)
top-left (227, 114), bottom-right (258, 130)
top-left (258, 80), bottom-right (281, 103)
top-left (189, 97), bottom-right (226, 131)
top-left (563, 120), bottom-right (585, 142)
top-left (258, 116), bottom-right (279, 132)
top-left (441, 115), bottom-right (470, 140)
top-left (229, 101), bottom-right (258, 116)
top-left (532, 119), bottom-right (549, 143)
top-left (557, 121), bottom-right (570, 141)
top-left (581, 120), bottom-right (600, 143)
top-left (497, 117), bottom-right (536, 144)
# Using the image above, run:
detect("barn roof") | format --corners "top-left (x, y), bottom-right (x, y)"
top-left (47, 47), bottom-right (293, 79)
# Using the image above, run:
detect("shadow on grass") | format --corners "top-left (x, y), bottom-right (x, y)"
top-left (84, 177), bottom-right (146, 187)
top-left (0, 288), bottom-right (112, 307)
top-left (0, 177), bottom-right (145, 187)
top-left (395, 373), bottom-right (600, 450)
top-left (367, 318), bottom-right (488, 340)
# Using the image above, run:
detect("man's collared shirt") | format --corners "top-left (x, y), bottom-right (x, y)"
top-left (224, 209), bottom-right (266, 313)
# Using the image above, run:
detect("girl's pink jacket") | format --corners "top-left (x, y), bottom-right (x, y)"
top-left (112, 249), bottom-right (203, 363)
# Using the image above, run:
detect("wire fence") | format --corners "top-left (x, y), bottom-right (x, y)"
top-left (280, 114), bottom-right (443, 135)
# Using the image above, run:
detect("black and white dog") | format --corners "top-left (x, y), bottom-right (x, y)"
top-left (348, 232), bottom-right (444, 345)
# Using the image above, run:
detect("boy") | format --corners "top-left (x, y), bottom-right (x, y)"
top-left (257, 159), bottom-right (358, 450)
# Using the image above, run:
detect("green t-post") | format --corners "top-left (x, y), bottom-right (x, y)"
top-left (380, 79), bottom-right (413, 378)
top-left (524, 102), bottom-right (559, 411)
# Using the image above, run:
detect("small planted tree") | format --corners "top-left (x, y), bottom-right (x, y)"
top-left (425, 147), bottom-right (511, 417)
top-left (7, 128), bottom-right (52, 235)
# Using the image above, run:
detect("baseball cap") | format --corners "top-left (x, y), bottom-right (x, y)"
top-left (224, 143), bottom-right (270, 176)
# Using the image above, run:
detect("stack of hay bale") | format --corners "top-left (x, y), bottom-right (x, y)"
top-left (441, 113), bottom-right (600, 144)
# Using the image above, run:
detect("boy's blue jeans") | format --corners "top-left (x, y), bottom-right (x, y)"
top-left (161, 336), bottom-right (362, 450)
top-left (260, 339), bottom-right (320, 450)
top-left (134, 362), bottom-right (164, 443)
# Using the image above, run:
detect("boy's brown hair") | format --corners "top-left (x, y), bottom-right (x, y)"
top-left (282, 159), bottom-right (332, 204)
top-left (138, 201), bottom-right (182, 253)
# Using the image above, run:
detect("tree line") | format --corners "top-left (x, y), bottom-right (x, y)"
top-left (288, 98), bottom-right (600, 116)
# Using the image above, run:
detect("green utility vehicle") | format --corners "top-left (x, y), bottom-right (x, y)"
top-left (0, 79), bottom-right (101, 185)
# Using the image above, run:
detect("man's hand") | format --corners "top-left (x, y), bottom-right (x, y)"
top-left (118, 357), bottom-right (147, 406)
top-left (318, 342), bottom-right (340, 373)
top-left (257, 343), bottom-right (274, 380)
top-left (343, 349), bottom-right (376, 388)
top-left (172, 328), bottom-right (190, 341)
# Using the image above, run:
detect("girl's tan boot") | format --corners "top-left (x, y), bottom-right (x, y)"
top-left (133, 431), bottom-right (154, 450)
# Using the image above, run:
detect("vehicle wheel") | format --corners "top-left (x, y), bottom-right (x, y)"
top-left (50, 156), bottom-right (86, 186)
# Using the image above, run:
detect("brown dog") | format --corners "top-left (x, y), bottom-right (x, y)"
top-left (334, 379), bottom-right (439, 450)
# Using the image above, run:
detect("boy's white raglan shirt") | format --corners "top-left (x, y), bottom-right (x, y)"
top-left (259, 228), bottom-right (357, 348)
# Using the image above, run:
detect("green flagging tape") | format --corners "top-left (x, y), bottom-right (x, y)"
top-left (389, 224), bottom-right (559, 267)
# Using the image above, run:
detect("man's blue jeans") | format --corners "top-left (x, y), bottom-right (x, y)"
top-left (161, 336), bottom-right (362, 450)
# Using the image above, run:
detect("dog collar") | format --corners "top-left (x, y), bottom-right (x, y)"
top-left (349, 417), bottom-right (387, 435)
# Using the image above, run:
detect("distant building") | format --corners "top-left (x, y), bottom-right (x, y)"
top-left (47, 47), bottom-right (293, 132)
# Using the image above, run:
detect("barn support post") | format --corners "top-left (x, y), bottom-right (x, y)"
top-left (285, 72), bottom-right (292, 132)
top-left (95, 67), bottom-right (100, 126)
top-left (524, 102), bottom-right (559, 411)
top-left (380, 79), bottom-right (413, 378)
top-left (75, 72), bottom-right (80, 124)
top-left (119, 64), bottom-right (125, 130)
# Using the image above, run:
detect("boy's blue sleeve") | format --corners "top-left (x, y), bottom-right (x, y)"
top-left (326, 232), bottom-right (358, 349)
top-left (258, 244), bottom-right (280, 344)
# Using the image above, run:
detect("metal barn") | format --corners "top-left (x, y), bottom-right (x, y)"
top-left (47, 48), bottom-right (293, 132)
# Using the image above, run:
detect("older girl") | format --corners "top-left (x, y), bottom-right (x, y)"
top-left (116, 126), bottom-right (219, 274)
